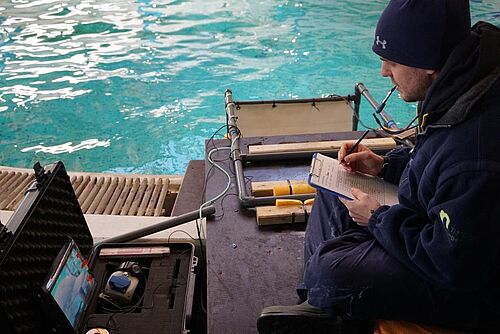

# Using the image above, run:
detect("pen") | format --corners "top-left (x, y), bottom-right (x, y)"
top-left (375, 85), bottom-right (397, 114)
top-left (339, 129), bottom-right (370, 165)
top-left (340, 85), bottom-right (397, 165)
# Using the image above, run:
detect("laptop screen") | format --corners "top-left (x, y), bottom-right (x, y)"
top-left (45, 240), bottom-right (94, 329)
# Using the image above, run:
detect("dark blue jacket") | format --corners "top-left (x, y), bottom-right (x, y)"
top-left (368, 21), bottom-right (500, 297)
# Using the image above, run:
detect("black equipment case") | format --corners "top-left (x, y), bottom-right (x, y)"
top-left (0, 161), bottom-right (198, 334)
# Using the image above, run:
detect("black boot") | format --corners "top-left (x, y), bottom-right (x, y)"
top-left (257, 301), bottom-right (340, 334)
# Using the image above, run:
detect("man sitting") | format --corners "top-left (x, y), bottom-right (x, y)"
top-left (258, 0), bottom-right (500, 333)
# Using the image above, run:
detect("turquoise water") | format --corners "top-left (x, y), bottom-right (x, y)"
top-left (0, 1), bottom-right (498, 175)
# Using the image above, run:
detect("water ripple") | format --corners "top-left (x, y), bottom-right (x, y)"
top-left (21, 138), bottom-right (110, 154)
top-left (0, 0), bottom-right (498, 174)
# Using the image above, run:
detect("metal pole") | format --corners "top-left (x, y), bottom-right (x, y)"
top-left (98, 205), bottom-right (216, 244)
top-left (225, 89), bottom-right (250, 203)
top-left (352, 87), bottom-right (361, 131)
top-left (355, 82), bottom-right (399, 130)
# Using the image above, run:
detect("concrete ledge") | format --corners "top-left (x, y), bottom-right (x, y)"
top-left (0, 210), bottom-right (205, 244)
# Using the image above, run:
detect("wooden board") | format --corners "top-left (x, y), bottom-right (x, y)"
top-left (248, 137), bottom-right (396, 155)
top-left (251, 179), bottom-right (315, 197)
top-left (256, 204), bottom-right (313, 225)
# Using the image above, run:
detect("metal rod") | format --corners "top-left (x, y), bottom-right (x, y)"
top-left (225, 89), bottom-right (250, 204)
top-left (352, 84), bottom-right (361, 131)
top-left (234, 95), bottom-right (355, 106)
top-left (355, 82), bottom-right (399, 130)
top-left (240, 147), bottom-right (394, 162)
top-left (242, 194), bottom-right (315, 207)
top-left (97, 205), bottom-right (216, 244)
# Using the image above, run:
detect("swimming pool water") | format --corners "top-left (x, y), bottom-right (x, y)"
top-left (0, 1), bottom-right (498, 175)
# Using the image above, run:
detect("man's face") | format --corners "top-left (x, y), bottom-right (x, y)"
top-left (380, 58), bottom-right (438, 102)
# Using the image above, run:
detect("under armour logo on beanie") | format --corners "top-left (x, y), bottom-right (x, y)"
top-left (372, 0), bottom-right (470, 70)
top-left (375, 36), bottom-right (387, 49)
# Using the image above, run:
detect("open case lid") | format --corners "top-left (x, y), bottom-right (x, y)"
top-left (0, 161), bottom-right (94, 333)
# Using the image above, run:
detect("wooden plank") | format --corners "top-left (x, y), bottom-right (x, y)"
top-left (75, 175), bottom-right (92, 201)
top-left (71, 175), bottom-right (84, 195)
top-left (256, 204), bottom-right (313, 226)
top-left (111, 178), bottom-right (131, 215)
top-left (251, 179), bottom-right (315, 197)
top-left (6, 176), bottom-right (35, 211)
top-left (145, 178), bottom-right (162, 216)
top-left (2, 176), bottom-right (33, 210)
top-left (96, 177), bottom-right (119, 215)
top-left (87, 177), bottom-right (112, 214)
top-left (0, 172), bottom-right (22, 206)
top-left (0, 171), bottom-right (16, 189)
top-left (248, 137), bottom-right (396, 155)
top-left (128, 178), bottom-right (148, 216)
top-left (154, 179), bottom-right (170, 217)
top-left (0, 171), bottom-right (10, 185)
top-left (0, 172), bottom-right (23, 207)
top-left (137, 178), bottom-right (155, 216)
top-left (75, 175), bottom-right (91, 198)
top-left (120, 178), bottom-right (140, 215)
top-left (81, 176), bottom-right (104, 213)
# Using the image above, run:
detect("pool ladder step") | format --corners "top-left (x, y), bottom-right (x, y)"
top-left (0, 167), bottom-right (182, 216)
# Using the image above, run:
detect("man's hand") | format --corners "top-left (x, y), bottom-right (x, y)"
top-left (339, 188), bottom-right (381, 225)
top-left (338, 143), bottom-right (385, 176)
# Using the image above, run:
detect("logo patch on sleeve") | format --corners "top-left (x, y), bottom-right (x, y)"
top-left (439, 210), bottom-right (451, 229)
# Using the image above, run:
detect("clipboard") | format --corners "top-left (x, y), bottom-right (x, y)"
top-left (308, 153), bottom-right (399, 205)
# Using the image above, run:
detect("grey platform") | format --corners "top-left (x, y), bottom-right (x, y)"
top-left (204, 131), bottom-right (368, 334)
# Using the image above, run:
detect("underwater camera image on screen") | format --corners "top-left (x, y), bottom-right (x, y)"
top-left (47, 242), bottom-right (94, 328)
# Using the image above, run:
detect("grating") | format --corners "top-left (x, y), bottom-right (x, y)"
top-left (0, 167), bottom-right (182, 216)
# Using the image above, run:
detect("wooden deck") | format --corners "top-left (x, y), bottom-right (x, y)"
top-left (0, 166), bottom-right (182, 217)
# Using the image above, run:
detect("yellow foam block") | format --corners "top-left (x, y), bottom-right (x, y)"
top-left (291, 184), bottom-right (316, 195)
top-left (304, 198), bottom-right (315, 206)
top-left (273, 183), bottom-right (316, 196)
top-left (273, 184), bottom-right (291, 196)
top-left (275, 199), bottom-right (303, 207)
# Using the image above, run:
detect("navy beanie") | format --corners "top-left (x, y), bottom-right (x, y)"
top-left (372, 0), bottom-right (471, 70)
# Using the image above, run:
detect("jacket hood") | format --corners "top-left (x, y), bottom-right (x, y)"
top-left (419, 21), bottom-right (500, 130)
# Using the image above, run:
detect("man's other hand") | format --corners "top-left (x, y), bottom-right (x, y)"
top-left (339, 188), bottom-right (381, 225)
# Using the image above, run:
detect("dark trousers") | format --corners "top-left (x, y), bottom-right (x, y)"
top-left (301, 190), bottom-right (493, 332)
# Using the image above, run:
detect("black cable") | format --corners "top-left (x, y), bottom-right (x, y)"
top-left (372, 113), bottom-right (418, 135)
top-left (328, 93), bottom-right (379, 132)
top-left (167, 230), bottom-right (197, 243)
top-left (213, 193), bottom-right (239, 221)
top-left (206, 124), bottom-right (229, 158)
